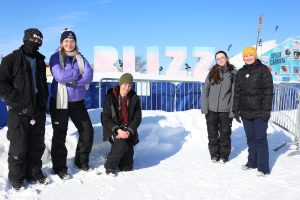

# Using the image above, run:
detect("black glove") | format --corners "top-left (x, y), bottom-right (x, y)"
top-left (66, 81), bottom-right (77, 86)
top-left (262, 111), bottom-right (271, 121)
top-left (234, 113), bottom-right (241, 123)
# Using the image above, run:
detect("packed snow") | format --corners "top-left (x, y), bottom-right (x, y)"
top-left (0, 109), bottom-right (299, 200)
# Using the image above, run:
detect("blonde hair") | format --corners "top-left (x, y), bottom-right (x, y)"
top-left (59, 43), bottom-right (79, 58)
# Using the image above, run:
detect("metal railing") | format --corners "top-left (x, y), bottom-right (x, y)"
top-left (97, 79), bottom-right (300, 155)
top-left (98, 78), bottom-right (203, 112)
top-left (271, 83), bottom-right (300, 155)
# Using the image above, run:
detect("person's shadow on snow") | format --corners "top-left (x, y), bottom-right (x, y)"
top-left (67, 112), bottom-right (189, 172)
top-left (87, 108), bottom-right (102, 125)
top-left (65, 108), bottom-right (110, 173)
top-left (134, 115), bottom-right (189, 169)
top-left (68, 126), bottom-right (111, 171)
top-left (230, 123), bottom-right (292, 171)
top-left (267, 123), bottom-right (292, 171)
top-left (230, 127), bottom-right (248, 161)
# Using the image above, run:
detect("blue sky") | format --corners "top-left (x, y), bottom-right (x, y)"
top-left (0, 0), bottom-right (299, 67)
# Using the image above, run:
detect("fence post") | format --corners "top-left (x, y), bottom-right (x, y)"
top-left (287, 88), bottom-right (300, 156)
top-left (174, 83), bottom-right (177, 112)
top-left (296, 90), bottom-right (300, 151)
top-left (98, 80), bottom-right (102, 109)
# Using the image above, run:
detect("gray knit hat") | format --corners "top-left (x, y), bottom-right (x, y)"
top-left (119, 73), bottom-right (133, 85)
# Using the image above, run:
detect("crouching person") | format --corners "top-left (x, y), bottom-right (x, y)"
top-left (102, 73), bottom-right (142, 175)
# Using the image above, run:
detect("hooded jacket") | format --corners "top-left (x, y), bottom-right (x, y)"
top-left (101, 86), bottom-right (142, 145)
top-left (49, 51), bottom-right (93, 102)
top-left (0, 46), bottom-right (48, 116)
top-left (233, 59), bottom-right (273, 119)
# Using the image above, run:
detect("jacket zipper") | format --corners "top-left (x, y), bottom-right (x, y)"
top-left (39, 61), bottom-right (47, 106)
top-left (216, 71), bottom-right (224, 112)
top-left (23, 56), bottom-right (36, 114)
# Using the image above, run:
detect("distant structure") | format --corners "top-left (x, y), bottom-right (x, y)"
top-left (260, 36), bottom-right (300, 82)
top-left (46, 64), bottom-right (52, 76)
top-left (230, 36), bottom-right (300, 82)
top-left (230, 40), bottom-right (277, 69)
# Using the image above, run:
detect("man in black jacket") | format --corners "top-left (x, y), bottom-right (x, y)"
top-left (102, 73), bottom-right (142, 175)
top-left (0, 28), bottom-right (49, 190)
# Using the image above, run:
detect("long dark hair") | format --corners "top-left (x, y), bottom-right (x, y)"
top-left (208, 50), bottom-right (234, 85)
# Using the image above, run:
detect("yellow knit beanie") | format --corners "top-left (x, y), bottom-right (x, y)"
top-left (242, 46), bottom-right (257, 58)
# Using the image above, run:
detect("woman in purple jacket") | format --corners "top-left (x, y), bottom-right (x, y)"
top-left (49, 28), bottom-right (94, 179)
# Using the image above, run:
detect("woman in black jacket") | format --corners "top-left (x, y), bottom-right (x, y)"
top-left (233, 47), bottom-right (273, 176)
top-left (101, 73), bottom-right (142, 175)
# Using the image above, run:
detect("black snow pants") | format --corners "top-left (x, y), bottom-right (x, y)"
top-left (7, 106), bottom-right (46, 182)
top-left (50, 98), bottom-right (94, 173)
top-left (205, 110), bottom-right (233, 160)
top-left (104, 136), bottom-right (134, 171)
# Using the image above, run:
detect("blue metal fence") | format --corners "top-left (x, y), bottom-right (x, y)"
top-left (0, 81), bottom-right (299, 135)
top-left (0, 99), bottom-right (7, 128)
top-left (271, 83), bottom-right (300, 154)
top-left (98, 78), bottom-right (202, 112)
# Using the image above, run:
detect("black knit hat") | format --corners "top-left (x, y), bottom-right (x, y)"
top-left (60, 28), bottom-right (77, 43)
top-left (23, 28), bottom-right (43, 45)
top-left (119, 73), bottom-right (133, 85)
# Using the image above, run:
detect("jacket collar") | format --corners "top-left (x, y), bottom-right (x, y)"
top-left (19, 45), bottom-right (45, 60)
top-left (243, 59), bottom-right (262, 69)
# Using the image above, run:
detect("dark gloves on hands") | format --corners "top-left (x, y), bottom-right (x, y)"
top-left (234, 113), bottom-right (241, 123)
top-left (66, 81), bottom-right (77, 87)
top-left (262, 111), bottom-right (271, 121)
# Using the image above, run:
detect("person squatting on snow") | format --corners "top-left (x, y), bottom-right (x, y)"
top-left (101, 73), bottom-right (142, 175)
top-left (49, 28), bottom-right (94, 179)
top-left (201, 50), bottom-right (237, 163)
top-left (233, 46), bottom-right (273, 176)
top-left (0, 28), bottom-right (49, 191)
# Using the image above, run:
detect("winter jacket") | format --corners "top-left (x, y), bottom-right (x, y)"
top-left (49, 51), bottom-right (93, 102)
top-left (102, 86), bottom-right (142, 145)
top-left (201, 65), bottom-right (237, 118)
top-left (0, 47), bottom-right (48, 116)
top-left (233, 59), bottom-right (273, 119)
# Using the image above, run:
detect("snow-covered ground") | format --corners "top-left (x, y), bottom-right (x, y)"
top-left (0, 109), bottom-right (299, 200)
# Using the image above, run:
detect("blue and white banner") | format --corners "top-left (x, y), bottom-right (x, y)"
top-left (261, 36), bottom-right (300, 82)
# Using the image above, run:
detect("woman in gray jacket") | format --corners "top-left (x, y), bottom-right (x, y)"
top-left (201, 50), bottom-right (237, 163)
